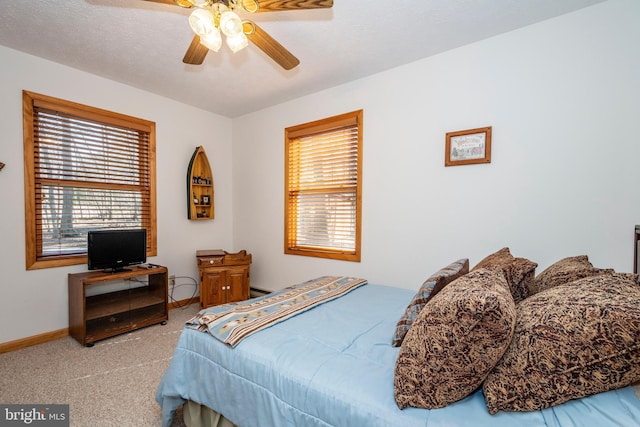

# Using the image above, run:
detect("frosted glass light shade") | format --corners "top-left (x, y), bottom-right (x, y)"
top-left (219, 10), bottom-right (243, 37)
top-left (200, 28), bottom-right (222, 52)
top-left (226, 33), bottom-right (248, 53)
top-left (189, 9), bottom-right (215, 36)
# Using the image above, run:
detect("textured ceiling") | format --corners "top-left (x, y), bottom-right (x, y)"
top-left (0, 0), bottom-right (606, 118)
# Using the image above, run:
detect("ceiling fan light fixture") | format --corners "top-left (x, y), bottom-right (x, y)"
top-left (219, 10), bottom-right (243, 37)
top-left (176, 0), bottom-right (327, 69)
top-left (239, 0), bottom-right (259, 13)
top-left (189, 8), bottom-right (216, 36)
top-left (187, 0), bottom-right (212, 7)
top-left (173, 0), bottom-right (196, 7)
top-left (226, 32), bottom-right (248, 53)
top-left (200, 28), bottom-right (222, 52)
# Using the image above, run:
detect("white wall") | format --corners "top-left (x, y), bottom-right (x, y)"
top-left (0, 47), bottom-right (234, 343)
top-left (232, 0), bottom-right (640, 292)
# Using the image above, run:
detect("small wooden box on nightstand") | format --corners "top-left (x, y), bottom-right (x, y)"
top-left (196, 250), bottom-right (252, 309)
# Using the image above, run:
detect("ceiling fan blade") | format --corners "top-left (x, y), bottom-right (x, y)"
top-left (142, 0), bottom-right (193, 7)
top-left (183, 35), bottom-right (209, 65)
top-left (243, 21), bottom-right (300, 70)
top-left (252, 0), bottom-right (333, 12)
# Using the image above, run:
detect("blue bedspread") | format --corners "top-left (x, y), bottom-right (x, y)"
top-left (156, 284), bottom-right (640, 427)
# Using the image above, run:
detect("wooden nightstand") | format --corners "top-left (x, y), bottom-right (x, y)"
top-left (197, 250), bottom-right (252, 309)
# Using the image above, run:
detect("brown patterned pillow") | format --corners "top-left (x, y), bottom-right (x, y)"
top-left (394, 268), bottom-right (516, 409)
top-left (472, 247), bottom-right (537, 303)
top-left (483, 273), bottom-right (640, 414)
top-left (391, 258), bottom-right (469, 347)
top-left (532, 255), bottom-right (614, 295)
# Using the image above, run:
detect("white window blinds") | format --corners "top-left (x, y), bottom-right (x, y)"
top-left (285, 110), bottom-right (362, 261)
top-left (23, 91), bottom-right (156, 269)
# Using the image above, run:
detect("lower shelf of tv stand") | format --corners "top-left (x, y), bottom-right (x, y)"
top-left (68, 266), bottom-right (169, 346)
top-left (85, 304), bottom-right (167, 344)
top-left (86, 288), bottom-right (166, 320)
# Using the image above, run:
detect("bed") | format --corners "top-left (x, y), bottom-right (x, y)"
top-left (157, 251), bottom-right (640, 427)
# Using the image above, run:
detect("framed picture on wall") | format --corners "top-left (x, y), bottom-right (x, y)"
top-left (445, 126), bottom-right (492, 166)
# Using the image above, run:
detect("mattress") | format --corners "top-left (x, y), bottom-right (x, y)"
top-left (156, 284), bottom-right (640, 427)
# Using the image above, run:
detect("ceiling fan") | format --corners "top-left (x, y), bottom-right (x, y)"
top-left (144, 0), bottom-right (333, 70)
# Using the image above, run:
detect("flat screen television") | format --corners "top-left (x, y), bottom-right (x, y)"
top-left (87, 229), bottom-right (147, 272)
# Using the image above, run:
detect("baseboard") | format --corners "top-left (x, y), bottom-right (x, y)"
top-left (250, 287), bottom-right (271, 298)
top-left (169, 296), bottom-right (200, 309)
top-left (0, 300), bottom-right (198, 354)
top-left (0, 328), bottom-right (69, 354)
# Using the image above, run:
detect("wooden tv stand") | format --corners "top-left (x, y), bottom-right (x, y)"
top-left (68, 265), bottom-right (168, 346)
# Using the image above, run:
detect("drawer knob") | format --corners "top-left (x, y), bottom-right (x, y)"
top-left (210, 260), bottom-right (214, 264)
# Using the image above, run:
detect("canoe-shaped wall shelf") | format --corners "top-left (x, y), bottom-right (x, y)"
top-left (187, 146), bottom-right (214, 220)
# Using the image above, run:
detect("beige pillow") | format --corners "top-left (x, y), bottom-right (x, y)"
top-left (532, 255), bottom-right (613, 295)
top-left (483, 273), bottom-right (640, 414)
top-left (394, 268), bottom-right (516, 409)
top-left (472, 247), bottom-right (537, 303)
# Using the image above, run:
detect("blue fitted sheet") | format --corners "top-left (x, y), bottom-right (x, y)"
top-left (156, 284), bottom-right (640, 427)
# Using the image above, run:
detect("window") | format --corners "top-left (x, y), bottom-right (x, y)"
top-left (285, 110), bottom-right (363, 261)
top-left (23, 91), bottom-right (157, 270)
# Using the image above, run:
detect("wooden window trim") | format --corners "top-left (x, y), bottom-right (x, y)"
top-left (23, 91), bottom-right (157, 270)
top-left (284, 110), bottom-right (363, 262)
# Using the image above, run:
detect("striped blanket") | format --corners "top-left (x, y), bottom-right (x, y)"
top-left (187, 276), bottom-right (367, 347)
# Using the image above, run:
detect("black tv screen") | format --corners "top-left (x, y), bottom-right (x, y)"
top-left (87, 229), bottom-right (147, 271)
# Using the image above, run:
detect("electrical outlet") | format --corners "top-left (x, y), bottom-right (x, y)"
top-left (169, 275), bottom-right (176, 287)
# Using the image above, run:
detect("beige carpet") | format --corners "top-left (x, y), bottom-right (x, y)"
top-left (0, 303), bottom-right (200, 427)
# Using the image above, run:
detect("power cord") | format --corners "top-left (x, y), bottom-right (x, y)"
top-left (125, 275), bottom-right (199, 309)
top-left (169, 276), bottom-right (199, 309)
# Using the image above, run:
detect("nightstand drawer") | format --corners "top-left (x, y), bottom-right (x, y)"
top-left (197, 256), bottom-right (224, 267)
